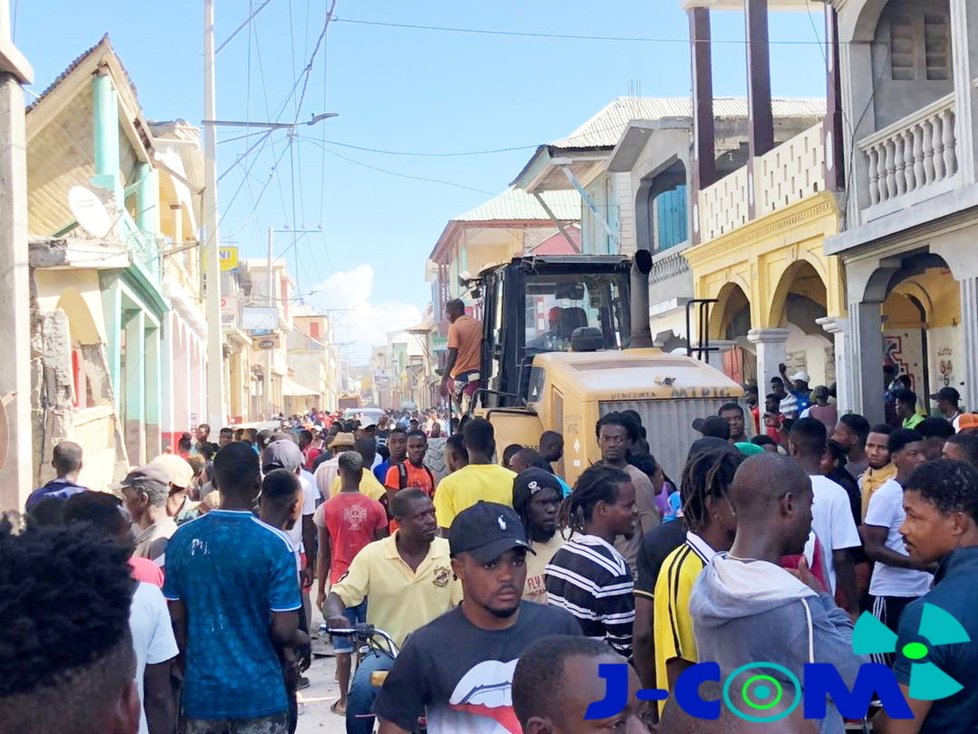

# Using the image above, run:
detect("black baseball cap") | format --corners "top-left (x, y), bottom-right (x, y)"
top-left (513, 468), bottom-right (562, 497)
top-left (448, 501), bottom-right (535, 563)
top-left (931, 387), bottom-right (961, 403)
top-left (692, 415), bottom-right (731, 439)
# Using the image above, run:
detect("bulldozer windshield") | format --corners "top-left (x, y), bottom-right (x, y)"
top-left (523, 272), bottom-right (628, 354)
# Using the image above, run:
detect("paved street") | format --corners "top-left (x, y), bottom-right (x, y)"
top-left (297, 609), bottom-right (346, 734)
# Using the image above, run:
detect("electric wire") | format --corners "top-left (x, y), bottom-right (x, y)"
top-left (332, 16), bottom-right (837, 46)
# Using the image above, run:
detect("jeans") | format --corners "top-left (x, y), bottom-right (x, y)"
top-left (333, 599), bottom-right (369, 654)
top-left (346, 649), bottom-right (394, 734)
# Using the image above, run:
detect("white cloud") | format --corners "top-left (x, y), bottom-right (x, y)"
top-left (308, 264), bottom-right (422, 364)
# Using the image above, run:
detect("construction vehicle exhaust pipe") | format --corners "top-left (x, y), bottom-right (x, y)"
top-left (629, 248), bottom-right (654, 348)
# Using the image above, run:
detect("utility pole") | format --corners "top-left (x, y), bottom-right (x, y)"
top-left (265, 227), bottom-right (320, 420)
top-left (202, 0), bottom-right (336, 427)
top-left (0, 0), bottom-right (33, 508)
top-left (266, 226), bottom-right (274, 420)
top-left (202, 0), bottom-right (225, 431)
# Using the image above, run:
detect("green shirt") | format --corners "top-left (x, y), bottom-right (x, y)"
top-left (903, 412), bottom-right (925, 430)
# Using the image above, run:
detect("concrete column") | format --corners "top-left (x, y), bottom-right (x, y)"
top-left (123, 309), bottom-right (146, 465)
top-left (951, 0), bottom-right (977, 185)
top-left (184, 332), bottom-right (193, 429)
top-left (818, 316), bottom-right (852, 415)
top-left (100, 276), bottom-right (123, 414)
top-left (689, 7), bottom-right (715, 246)
top-left (135, 162), bottom-right (160, 235)
top-left (745, 0), bottom-right (775, 166)
top-left (91, 71), bottom-right (122, 205)
top-left (747, 328), bottom-right (790, 397)
top-left (160, 314), bottom-right (174, 452)
top-left (0, 11), bottom-right (34, 506)
top-left (145, 323), bottom-right (161, 459)
top-left (959, 277), bottom-right (978, 410)
top-left (850, 301), bottom-right (886, 424)
top-left (824, 5), bottom-right (846, 192)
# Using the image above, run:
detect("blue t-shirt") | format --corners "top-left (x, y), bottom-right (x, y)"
top-left (373, 459), bottom-right (391, 484)
top-left (25, 478), bottom-right (87, 511)
top-left (894, 546), bottom-right (978, 733)
top-left (163, 510), bottom-right (301, 720)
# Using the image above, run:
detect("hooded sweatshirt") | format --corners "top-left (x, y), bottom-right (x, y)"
top-left (689, 554), bottom-right (866, 734)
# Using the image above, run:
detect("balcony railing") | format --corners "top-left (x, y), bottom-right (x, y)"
top-left (858, 92), bottom-right (957, 214)
top-left (698, 123), bottom-right (825, 242)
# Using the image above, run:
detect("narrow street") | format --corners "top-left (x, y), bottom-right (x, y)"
top-left (297, 608), bottom-right (345, 734)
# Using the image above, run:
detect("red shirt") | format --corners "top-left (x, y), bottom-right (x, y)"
top-left (323, 492), bottom-right (388, 584)
top-left (129, 557), bottom-right (164, 587)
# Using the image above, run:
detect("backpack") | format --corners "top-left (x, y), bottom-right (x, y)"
top-left (396, 461), bottom-right (435, 493)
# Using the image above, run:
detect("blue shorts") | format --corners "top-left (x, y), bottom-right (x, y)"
top-left (332, 599), bottom-right (368, 654)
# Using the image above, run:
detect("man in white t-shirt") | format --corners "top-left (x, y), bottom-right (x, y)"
top-left (861, 428), bottom-right (933, 661)
top-left (130, 581), bottom-right (180, 734)
top-left (789, 418), bottom-right (862, 615)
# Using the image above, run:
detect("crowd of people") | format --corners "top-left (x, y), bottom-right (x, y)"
top-left (6, 369), bottom-right (978, 734)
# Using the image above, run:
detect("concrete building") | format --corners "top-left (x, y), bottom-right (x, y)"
top-left (426, 186), bottom-right (580, 323)
top-left (26, 37), bottom-right (172, 488)
top-left (220, 265), bottom-right (258, 425)
top-left (675, 2), bottom-right (848, 398)
top-left (152, 120), bottom-right (208, 451)
top-left (827, 0), bottom-right (978, 420)
top-left (288, 306), bottom-right (340, 414)
top-left (239, 259), bottom-right (295, 419)
top-left (604, 98), bottom-right (824, 352)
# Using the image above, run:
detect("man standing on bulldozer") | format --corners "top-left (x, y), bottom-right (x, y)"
top-left (441, 299), bottom-right (483, 416)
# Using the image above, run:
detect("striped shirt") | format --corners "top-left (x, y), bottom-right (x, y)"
top-left (545, 533), bottom-right (635, 659)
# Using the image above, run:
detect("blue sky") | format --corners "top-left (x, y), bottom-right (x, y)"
top-left (14, 1), bottom-right (827, 363)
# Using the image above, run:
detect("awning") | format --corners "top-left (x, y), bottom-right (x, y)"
top-left (282, 377), bottom-right (320, 398)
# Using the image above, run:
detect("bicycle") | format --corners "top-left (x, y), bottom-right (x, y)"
top-left (321, 622), bottom-right (427, 734)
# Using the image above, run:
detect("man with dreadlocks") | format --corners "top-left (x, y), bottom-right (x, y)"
top-left (596, 412), bottom-right (660, 578)
top-left (652, 444), bottom-right (743, 710)
top-left (545, 464), bottom-right (637, 659)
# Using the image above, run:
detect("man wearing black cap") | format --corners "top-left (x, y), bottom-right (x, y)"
top-left (932, 386), bottom-right (964, 432)
top-left (691, 416), bottom-right (731, 441)
top-left (513, 468), bottom-right (566, 604)
top-left (374, 501), bottom-right (581, 734)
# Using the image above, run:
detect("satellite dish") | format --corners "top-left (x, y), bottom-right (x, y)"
top-left (68, 186), bottom-right (113, 239)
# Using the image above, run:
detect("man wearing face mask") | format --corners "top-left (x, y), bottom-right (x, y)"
top-left (374, 502), bottom-right (580, 734)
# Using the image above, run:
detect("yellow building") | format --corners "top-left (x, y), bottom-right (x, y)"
top-left (680, 0), bottom-right (851, 403)
top-left (685, 180), bottom-right (847, 393)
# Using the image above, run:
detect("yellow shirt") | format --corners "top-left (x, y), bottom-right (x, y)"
top-left (652, 535), bottom-right (713, 712)
top-left (860, 463), bottom-right (897, 520)
top-left (434, 463), bottom-right (517, 529)
top-left (329, 472), bottom-right (387, 503)
top-left (330, 533), bottom-right (462, 648)
top-left (523, 532), bottom-right (567, 604)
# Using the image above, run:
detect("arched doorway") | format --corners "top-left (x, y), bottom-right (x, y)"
top-left (769, 261), bottom-right (833, 388)
top-left (882, 254), bottom-right (960, 406)
top-left (709, 282), bottom-right (753, 384)
top-left (55, 289), bottom-right (104, 409)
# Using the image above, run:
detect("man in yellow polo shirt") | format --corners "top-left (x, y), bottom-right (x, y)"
top-left (324, 489), bottom-right (460, 734)
top-left (652, 444), bottom-right (741, 712)
top-left (434, 418), bottom-right (516, 533)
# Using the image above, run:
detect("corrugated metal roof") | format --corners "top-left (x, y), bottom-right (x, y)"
top-left (453, 187), bottom-right (580, 222)
top-left (549, 96), bottom-right (826, 150)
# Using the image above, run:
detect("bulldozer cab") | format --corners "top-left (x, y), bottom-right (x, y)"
top-left (475, 255), bottom-right (632, 408)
